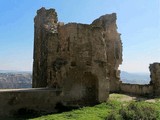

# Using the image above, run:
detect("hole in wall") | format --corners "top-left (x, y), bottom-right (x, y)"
top-left (119, 65), bottom-right (151, 85)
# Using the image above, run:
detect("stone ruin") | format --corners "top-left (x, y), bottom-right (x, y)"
top-left (32, 7), bottom-right (160, 104)
top-left (119, 63), bottom-right (160, 96)
top-left (150, 63), bottom-right (160, 96)
top-left (0, 7), bottom-right (160, 117)
top-left (32, 7), bottom-right (122, 105)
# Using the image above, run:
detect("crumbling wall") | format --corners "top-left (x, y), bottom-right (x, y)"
top-left (92, 14), bottom-right (122, 93)
top-left (150, 63), bottom-right (160, 96)
top-left (119, 62), bottom-right (160, 96)
top-left (120, 83), bottom-right (153, 95)
top-left (0, 88), bottom-right (61, 117)
top-left (32, 8), bottom-right (58, 87)
top-left (33, 7), bottom-right (122, 105)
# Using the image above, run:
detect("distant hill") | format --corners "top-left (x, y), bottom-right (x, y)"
top-left (0, 70), bottom-right (31, 73)
top-left (0, 70), bottom-right (32, 89)
top-left (120, 71), bottom-right (150, 84)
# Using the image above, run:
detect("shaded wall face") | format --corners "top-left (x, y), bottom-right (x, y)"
top-left (0, 88), bottom-right (61, 117)
top-left (32, 8), bottom-right (58, 88)
top-left (33, 8), bottom-right (122, 105)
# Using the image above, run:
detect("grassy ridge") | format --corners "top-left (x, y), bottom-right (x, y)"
top-left (30, 94), bottom-right (160, 120)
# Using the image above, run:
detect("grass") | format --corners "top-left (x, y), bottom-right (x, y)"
top-left (29, 103), bottom-right (111, 120)
top-left (27, 94), bottom-right (160, 120)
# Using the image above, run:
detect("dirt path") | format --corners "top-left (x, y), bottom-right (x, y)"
top-left (109, 93), bottom-right (157, 103)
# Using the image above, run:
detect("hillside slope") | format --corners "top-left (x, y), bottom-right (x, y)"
top-left (0, 71), bottom-right (32, 89)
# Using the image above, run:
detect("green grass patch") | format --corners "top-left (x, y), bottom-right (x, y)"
top-left (30, 94), bottom-right (160, 120)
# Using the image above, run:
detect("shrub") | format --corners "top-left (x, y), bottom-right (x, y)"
top-left (105, 111), bottom-right (122, 120)
top-left (106, 102), bottom-right (158, 120)
top-left (119, 102), bottom-right (158, 120)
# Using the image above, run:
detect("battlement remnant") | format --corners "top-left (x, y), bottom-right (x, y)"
top-left (33, 7), bottom-right (122, 105)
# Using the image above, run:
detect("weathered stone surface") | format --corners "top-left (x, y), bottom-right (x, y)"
top-left (33, 7), bottom-right (122, 105)
top-left (0, 88), bottom-right (61, 117)
top-left (150, 63), bottom-right (160, 96)
top-left (120, 83), bottom-right (153, 95)
top-left (92, 13), bottom-right (123, 92)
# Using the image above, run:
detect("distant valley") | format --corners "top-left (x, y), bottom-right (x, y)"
top-left (0, 71), bottom-right (32, 89)
top-left (120, 71), bottom-right (150, 84)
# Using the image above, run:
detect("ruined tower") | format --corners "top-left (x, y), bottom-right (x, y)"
top-left (33, 7), bottom-right (122, 105)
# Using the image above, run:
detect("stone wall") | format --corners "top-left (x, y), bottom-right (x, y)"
top-left (150, 63), bottom-right (160, 96)
top-left (92, 14), bottom-right (123, 93)
top-left (119, 62), bottom-right (160, 96)
top-left (32, 7), bottom-right (122, 105)
top-left (120, 83), bottom-right (153, 95)
top-left (0, 88), bottom-right (61, 117)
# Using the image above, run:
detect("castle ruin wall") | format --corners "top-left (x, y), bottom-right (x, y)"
top-left (120, 83), bottom-right (153, 95)
top-left (119, 63), bottom-right (160, 96)
top-left (32, 7), bottom-right (122, 105)
top-left (0, 88), bottom-right (61, 117)
top-left (150, 63), bottom-right (160, 96)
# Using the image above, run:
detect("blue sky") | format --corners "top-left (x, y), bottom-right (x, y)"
top-left (0, 0), bottom-right (159, 73)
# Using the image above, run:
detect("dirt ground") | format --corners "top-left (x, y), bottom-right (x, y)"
top-left (109, 93), bottom-right (159, 103)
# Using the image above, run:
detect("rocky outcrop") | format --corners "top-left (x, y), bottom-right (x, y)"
top-left (150, 63), bottom-right (160, 96)
top-left (33, 7), bottom-right (122, 105)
